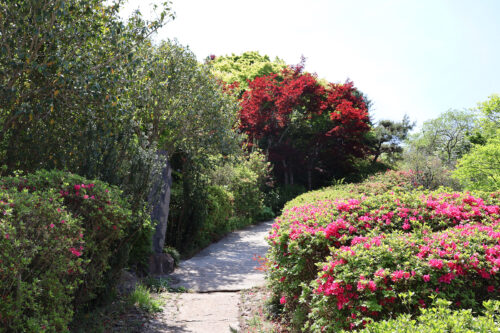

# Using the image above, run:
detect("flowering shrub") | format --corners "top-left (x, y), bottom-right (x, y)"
top-left (307, 224), bottom-right (500, 331)
top-left (0, 170), bottom-right (135, 313)
top-left (356, 298), bottom-right (500, 333)
top-left (266, 171), bottom-right (499, 330)
top-left (284, 170), bottom-right (418, 210)
top-left (0, 187), bottom-right (84, 332)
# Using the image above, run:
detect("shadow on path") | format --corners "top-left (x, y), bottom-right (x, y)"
top-left (165, 220), bottom-right (273, 292)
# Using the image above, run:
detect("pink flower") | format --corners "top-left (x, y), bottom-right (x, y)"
top-left (357, 281), bottom-right (366, 291)
top-left (50, 223), bottom-right (55, 228)
top-left (438, 273), bottom-right (455, 284)
top-left (418, 299), bottom-right (426, 308)
top-left (61, 220), bottom-right (65, 224)
top-left (429, 259), bottom-right (444, 269)
top-left (74, 184), bottom-right (81, 191)
top-left (280, 296), bottom-right (286, 304)
top-left (423, 274), bottom-right (430, 282)
top-left (391, 270), bottom-right (405, 282)
top-left (367, 280), bottom-right (377, 292)
top-left (5, 233), bottom-right (9, 239)
top-left (487, 285), bottom-right (495, 293)
top-left (69, 247), bottom-right (82, 257)
top-left (374, 269), bottom-right (386, 277)
top-left (83, 195), bottom-right (89, 199)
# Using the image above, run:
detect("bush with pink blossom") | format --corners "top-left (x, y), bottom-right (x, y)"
top-left (266, 171), bottom-right (499, 331)
top-left (0, 170), bottom-right (136, 331)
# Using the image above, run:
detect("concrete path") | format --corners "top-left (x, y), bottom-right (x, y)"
top-left (143, 220), bottom-right (273, 333)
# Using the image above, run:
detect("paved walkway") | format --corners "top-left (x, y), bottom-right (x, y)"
top-left (143, 220), bottom-right (273, 333)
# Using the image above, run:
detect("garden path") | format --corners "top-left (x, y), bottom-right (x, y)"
top-left (143, 220), bottom-right (273, 333)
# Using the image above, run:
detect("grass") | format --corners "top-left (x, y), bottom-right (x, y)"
top-left (128, 284), bottom-right (163, 313)
top-left (143, 276), bottom-right (188, 293)
top-left (70, 279), bottom-right (176, 332)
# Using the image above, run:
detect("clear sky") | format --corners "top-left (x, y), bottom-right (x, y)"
top-left (120, 0), bottom-right (500, 127)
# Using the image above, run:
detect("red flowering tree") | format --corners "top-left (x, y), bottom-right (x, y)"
top-left (239, 63), bottom-right (370, 189)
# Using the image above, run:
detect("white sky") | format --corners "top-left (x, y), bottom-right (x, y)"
top-left (120, 0), bottom-right (500, 127)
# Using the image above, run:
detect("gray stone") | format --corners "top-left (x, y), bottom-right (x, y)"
top-left (149, 253), bottom-right (175, 275)
top-left (116, 270), bottom-right (139, 295)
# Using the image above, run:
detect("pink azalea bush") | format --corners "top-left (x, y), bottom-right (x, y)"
top-left (307, 223), bottom-right (500, 331)
top-left (266, 171), bottom-right (499, 330)
top-left (0, 170), bottom-right (136, 331)
top-left (0, 187), bottom-right (84, 331)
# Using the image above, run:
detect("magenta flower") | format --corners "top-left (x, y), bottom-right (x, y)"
top-left (280, 296), bottom-right (286, 304)
top-left (69, 247), bottom-right (82, 257)
top-left (423, 274), bottom-right (430, 282)
top-left (50, 223), bottom-right (55, 228)
top-left (429, 259), bottom-right (444, 269)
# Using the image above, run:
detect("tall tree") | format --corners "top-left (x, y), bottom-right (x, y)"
top-left (239, 63), bottom-right (370, 189)
top-left (369, 115), bottom-right (415, 164)
top-left (453, 95), bottom-right (500, 191)
top-left (210, 51), bottom-right (286, 96)
top-left (407, 109), bottom-right (476, 166)
top-left (0, 0), bottom-right (171, 192)
top-left (131, 40), bottom-right (241, 254)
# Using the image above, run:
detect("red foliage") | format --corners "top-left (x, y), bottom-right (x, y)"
top-left (238, 64), bottom-right (370, 186)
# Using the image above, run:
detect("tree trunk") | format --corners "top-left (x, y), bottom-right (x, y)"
top-left (282, 160), bottom-right (289, 185)
top-left (307, 165), bottom-right (312, 190)
top-left (150, 152), bottom-right (172, 254)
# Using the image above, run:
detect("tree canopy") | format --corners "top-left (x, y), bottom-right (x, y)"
top-left (209, 51), bottom-right (286, 95)
top-left (239, 62), bottom-right (371, 188)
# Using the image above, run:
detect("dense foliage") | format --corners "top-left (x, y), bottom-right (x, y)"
top-left (210, 51), bottom-right (286, 95)
top-left (0, 170), bottom-right (137, 331)
top-left (240, 63), bottom-right (371, 189)
top-left (452, 95), bottom-right (500, 191)
top-left (266, 170), bottom-right (499, 331)
top-left (402, 95), bottom-right (499, 192)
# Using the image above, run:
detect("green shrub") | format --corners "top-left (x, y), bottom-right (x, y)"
top-left (0, 186), bottom-right (84, 332)
top-left (204, 185), bottom-right (234, 238)
top-left (230, 163), bottom-right (264, 220)
top-left (256, 206), bottom-right (275, 221)
top-left (357, 299), bottom-right (500, 333)
top-left (0, 170), bottom-right (138, 310)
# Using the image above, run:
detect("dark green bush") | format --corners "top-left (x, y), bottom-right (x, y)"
top-left (0, 186), bottom-right (84, 332)
top-left (0, 170), bottom-right (140, 311)
top-left (265, 184), bottom-right (307, 214)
